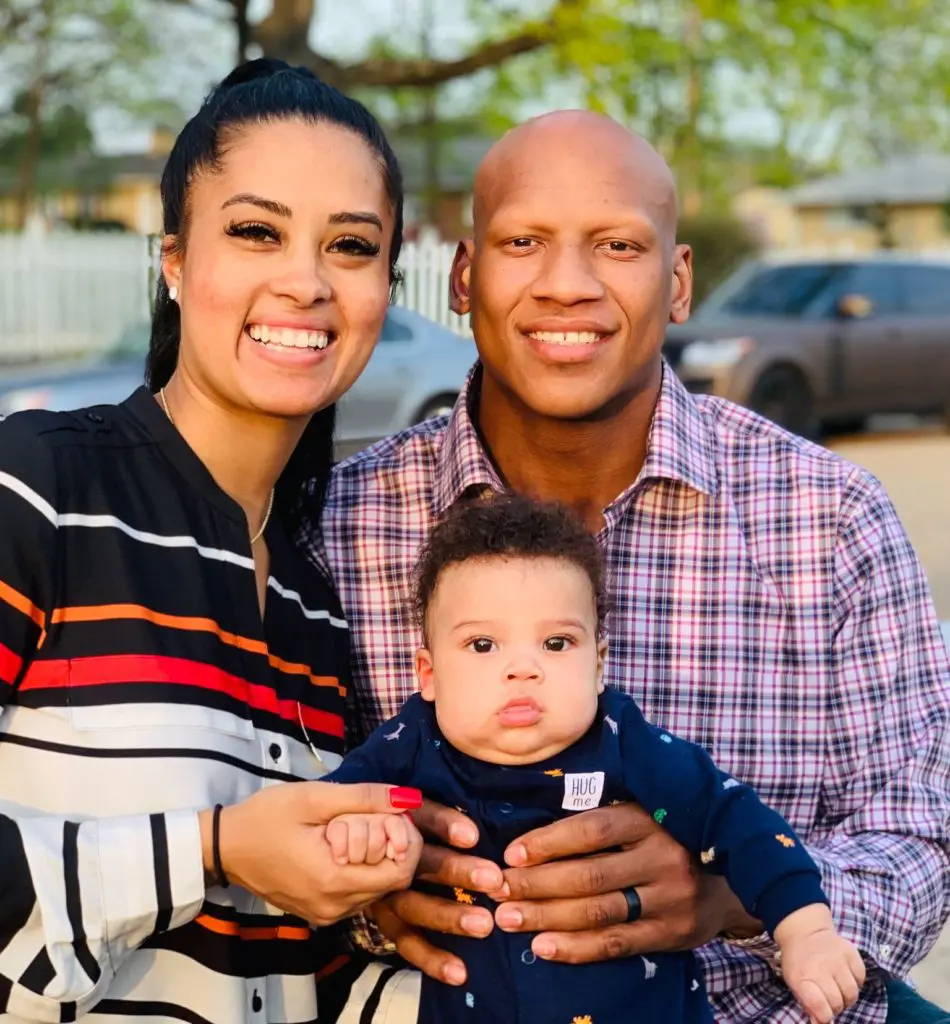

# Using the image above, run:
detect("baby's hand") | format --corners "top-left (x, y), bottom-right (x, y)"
top-left (775, 906), bottom-right (866, 1024)
top-left (325, 812), bottom-right (413, 866)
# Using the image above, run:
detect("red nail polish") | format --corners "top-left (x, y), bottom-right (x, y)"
top-left (389, 787), bottom-right (423, 810)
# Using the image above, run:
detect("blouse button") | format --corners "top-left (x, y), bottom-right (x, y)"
top-left (498, 802), bottom-right (514, 815)
top-left (520, 949), bottom-right (537, 965)
top-left (86, 412), bottom-right (105, 424)
top-left (269, 743), bottom-right (282, 762)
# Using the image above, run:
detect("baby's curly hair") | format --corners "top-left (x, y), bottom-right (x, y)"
top-left (413, 493), bottom-right (608, 639)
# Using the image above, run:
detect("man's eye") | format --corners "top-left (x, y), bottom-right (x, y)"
top-left (508, 238), bottom-right (535, 249)
top-left (468, 637), bottom-right (496, 653)
top-left (225, 221), bottom-right (279, 243)
top-left (543, 636), bottom-right (573, 652)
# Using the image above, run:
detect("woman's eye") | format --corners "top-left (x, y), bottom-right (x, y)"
top-left (225, 221), bottom-right (279, 243)
top-left (330, 235), bottom-right (381, 257)
top-left (468, 637), bottom-right (496, 654)
top-left (543, 635), bottom-right (573, 652)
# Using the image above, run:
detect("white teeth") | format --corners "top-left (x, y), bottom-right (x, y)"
top-left (247, 325), bottom-right (331, 350)
top-left (529, 330), bottom-right (600, 345)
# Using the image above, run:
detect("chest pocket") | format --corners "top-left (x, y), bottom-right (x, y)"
top-left (66, 656), bottom-right (257, 741)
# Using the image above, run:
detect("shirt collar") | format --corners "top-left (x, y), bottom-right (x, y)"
top-left (431, 358), bottom-right (718, 519)
top-left (634, 360), bottom-right (719, 499)
top-left (432, 363), bottom-right (505, 517)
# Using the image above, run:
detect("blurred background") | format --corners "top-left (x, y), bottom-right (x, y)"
top-left (0, 0), bottom-right (948, 1002)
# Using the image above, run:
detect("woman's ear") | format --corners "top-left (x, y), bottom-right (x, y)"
top-left (449, 239), bottom-right (474, 316)
top-left (415, 647), bottom-right (437, 701)
top-left (161, 234), bottom-right (183, 296)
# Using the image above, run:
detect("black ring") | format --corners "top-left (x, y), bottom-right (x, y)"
top-left (622, 886), bottom-right (641, 923)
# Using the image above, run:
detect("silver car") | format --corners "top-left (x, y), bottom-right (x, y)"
top-left (0, 306), bottom-right (476, 452)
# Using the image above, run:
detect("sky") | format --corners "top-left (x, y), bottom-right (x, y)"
top-left (94, 0), bottom-right (778, 154)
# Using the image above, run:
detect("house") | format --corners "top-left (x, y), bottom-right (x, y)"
top-left (391, 133), bottom-right (494, 241)
top-left (787, 154), bottom-right (950, 252)
top-left (0, 126), bottom-right (173, 234)
top-left (0, 123), bottom-right (494, 241)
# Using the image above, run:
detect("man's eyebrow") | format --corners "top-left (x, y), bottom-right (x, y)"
top-left (221, 193), bottom-right (293, 218)
top-left (329, 211), bottom-right (383, 230)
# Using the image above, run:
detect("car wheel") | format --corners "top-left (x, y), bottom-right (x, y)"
top-left (416, 394), bottom-right (457, 423)
top-left (747, 366), bottom-right (817, 438)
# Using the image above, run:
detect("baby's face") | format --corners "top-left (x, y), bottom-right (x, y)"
top-left (415, 556), bottom-right (605, 765)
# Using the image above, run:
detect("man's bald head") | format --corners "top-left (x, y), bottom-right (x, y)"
top-left (473, 110), bottom-right (679, 246)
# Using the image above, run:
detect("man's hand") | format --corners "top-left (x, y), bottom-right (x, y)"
top-left (491, 801), bottom-right (759, 963)
top-left (371, 799), bottom-right (503, 986)
top-left (199, 782), bottom-right (423, 927)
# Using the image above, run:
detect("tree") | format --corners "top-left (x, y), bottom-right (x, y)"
top-left (0, 0), bottom-right (158, 228)
top-left (158, 0), bottom-right (585, 87)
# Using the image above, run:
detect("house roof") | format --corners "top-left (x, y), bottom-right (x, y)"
top-left (789, 154), bottom-right (950, 207)
top-left (391, 134), bottom-right (494, 194)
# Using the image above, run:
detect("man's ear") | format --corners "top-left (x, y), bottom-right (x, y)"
top-left (596, 637), bottom-right (608, 694)
top-left (449, 238), bottom-right (474, 316)
top-left (415, 647), bottom-right (437, 701)
top-left (669, 243), bottom-right (693, 324)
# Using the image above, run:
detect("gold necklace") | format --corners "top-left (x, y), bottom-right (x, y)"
top-left (159, 387), bottom-right (274, 544)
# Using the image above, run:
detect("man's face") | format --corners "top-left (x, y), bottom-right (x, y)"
top-left (462, 128), bottom-right (690, 421)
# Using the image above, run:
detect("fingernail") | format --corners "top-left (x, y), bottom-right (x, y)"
top-left (389, 787), bottom-right (423, 810)
top-left (450, 822), bottom-right (478, 846)
top-left (533, 938), bottom-right (556, 959)
top-left (461, 912), bottom-right (492, 936)
top-left (488, 882), bottom-right (511, 901)
top-left (472, 867), bottom-right (502, 890)
top-left (496, 906), bottom-right (523, 930)
top-left (507, 843), bottom-right (527, 867)
top-left (443, 962), bottom-right (466, 985)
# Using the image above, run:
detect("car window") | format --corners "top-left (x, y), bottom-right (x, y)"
top-left (806, 263), bottom-right (901, 318)
top-left (709, 263), bottom-right (846, 317)
top-left (896, 265), bottom-right (950, 315)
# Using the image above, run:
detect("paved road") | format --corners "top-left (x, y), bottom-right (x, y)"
top-left (827, 423), bottom-right (949, 1010)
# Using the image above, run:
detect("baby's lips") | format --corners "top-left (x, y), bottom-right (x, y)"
top-left (389, 786), bottom-right (423, 810)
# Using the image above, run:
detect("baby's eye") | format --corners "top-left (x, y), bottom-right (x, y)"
top-left (543, 635), bottom-right (573, 652)
top-left (467, 637), bottom-right (496, 654)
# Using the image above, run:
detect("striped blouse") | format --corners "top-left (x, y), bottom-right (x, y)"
top-left (0, 389), bottom-right (350, 1023)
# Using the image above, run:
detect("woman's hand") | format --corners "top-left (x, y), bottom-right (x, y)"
top-left (199, 781), bottom-right (424, 926)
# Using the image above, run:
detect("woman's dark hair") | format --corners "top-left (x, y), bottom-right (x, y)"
top-left (413, 493), bottom-right (609, 641)
top-left (147, 57), bottom-right (404, 531)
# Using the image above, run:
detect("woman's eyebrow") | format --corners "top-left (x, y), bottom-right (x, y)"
top-left (221, 193), bottom-right (293, 218)
top-left (329, 211), bottom-right (383, 230)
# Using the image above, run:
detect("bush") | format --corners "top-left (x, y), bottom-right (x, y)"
top-left (676, 214), bottom-right (760, 306)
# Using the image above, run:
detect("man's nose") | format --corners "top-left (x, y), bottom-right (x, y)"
top-left (530, 242), bottom-right (605, 305)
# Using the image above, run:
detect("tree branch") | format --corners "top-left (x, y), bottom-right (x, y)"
top-left (252, 0), bottom-right (581, 89)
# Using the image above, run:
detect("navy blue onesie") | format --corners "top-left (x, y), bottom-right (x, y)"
top-left (325, 688), bottom-right (827, 1023)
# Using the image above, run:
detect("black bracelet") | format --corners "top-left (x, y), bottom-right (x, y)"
top-left (212, 804), bottom-right (229, 889)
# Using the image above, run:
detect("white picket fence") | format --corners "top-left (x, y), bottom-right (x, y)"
top-left (0, 232), bottom-right (470, 364)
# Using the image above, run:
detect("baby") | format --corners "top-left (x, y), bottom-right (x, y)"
top-left (324, 495), bottom-right (865, 1024)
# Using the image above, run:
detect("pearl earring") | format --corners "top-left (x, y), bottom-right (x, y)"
top-left (169, 285), bottom-right (179, 302)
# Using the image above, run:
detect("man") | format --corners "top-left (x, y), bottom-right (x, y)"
top-left (308, 111), bottom-right (950, 1021)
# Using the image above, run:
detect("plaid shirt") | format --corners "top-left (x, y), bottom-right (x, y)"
top-left (306, 364), bottom-right (950, 1023)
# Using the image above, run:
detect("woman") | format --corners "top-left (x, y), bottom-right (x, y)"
top-left (0, 59), bottom-right (422, 1023)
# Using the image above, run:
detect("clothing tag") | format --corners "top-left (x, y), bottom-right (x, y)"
top-left (562, 771), bottom-right (605, 811)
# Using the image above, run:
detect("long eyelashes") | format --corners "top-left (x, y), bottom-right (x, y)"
top-left (224, 222), bottom-right (380, 258)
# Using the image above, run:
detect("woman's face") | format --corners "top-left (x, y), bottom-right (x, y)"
top-left (163, 118), bottom-right (395, 420)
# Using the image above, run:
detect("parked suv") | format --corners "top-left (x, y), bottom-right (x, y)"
top-left (664, 253), bottom-right (950, 435)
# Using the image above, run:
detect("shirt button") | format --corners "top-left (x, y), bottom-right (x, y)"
top-left (251, 990), bottom-right (263, 1013)
top-left (269, 743), bottom-right (282, 762)
top-left (499, 802), bottom-right (514, 815)
top-left (880, 945), bottom-right (891, 959)
top-left (521, 949), bottom-right (536, 965)
top-left (86, 412), bottom-right (104, 424)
